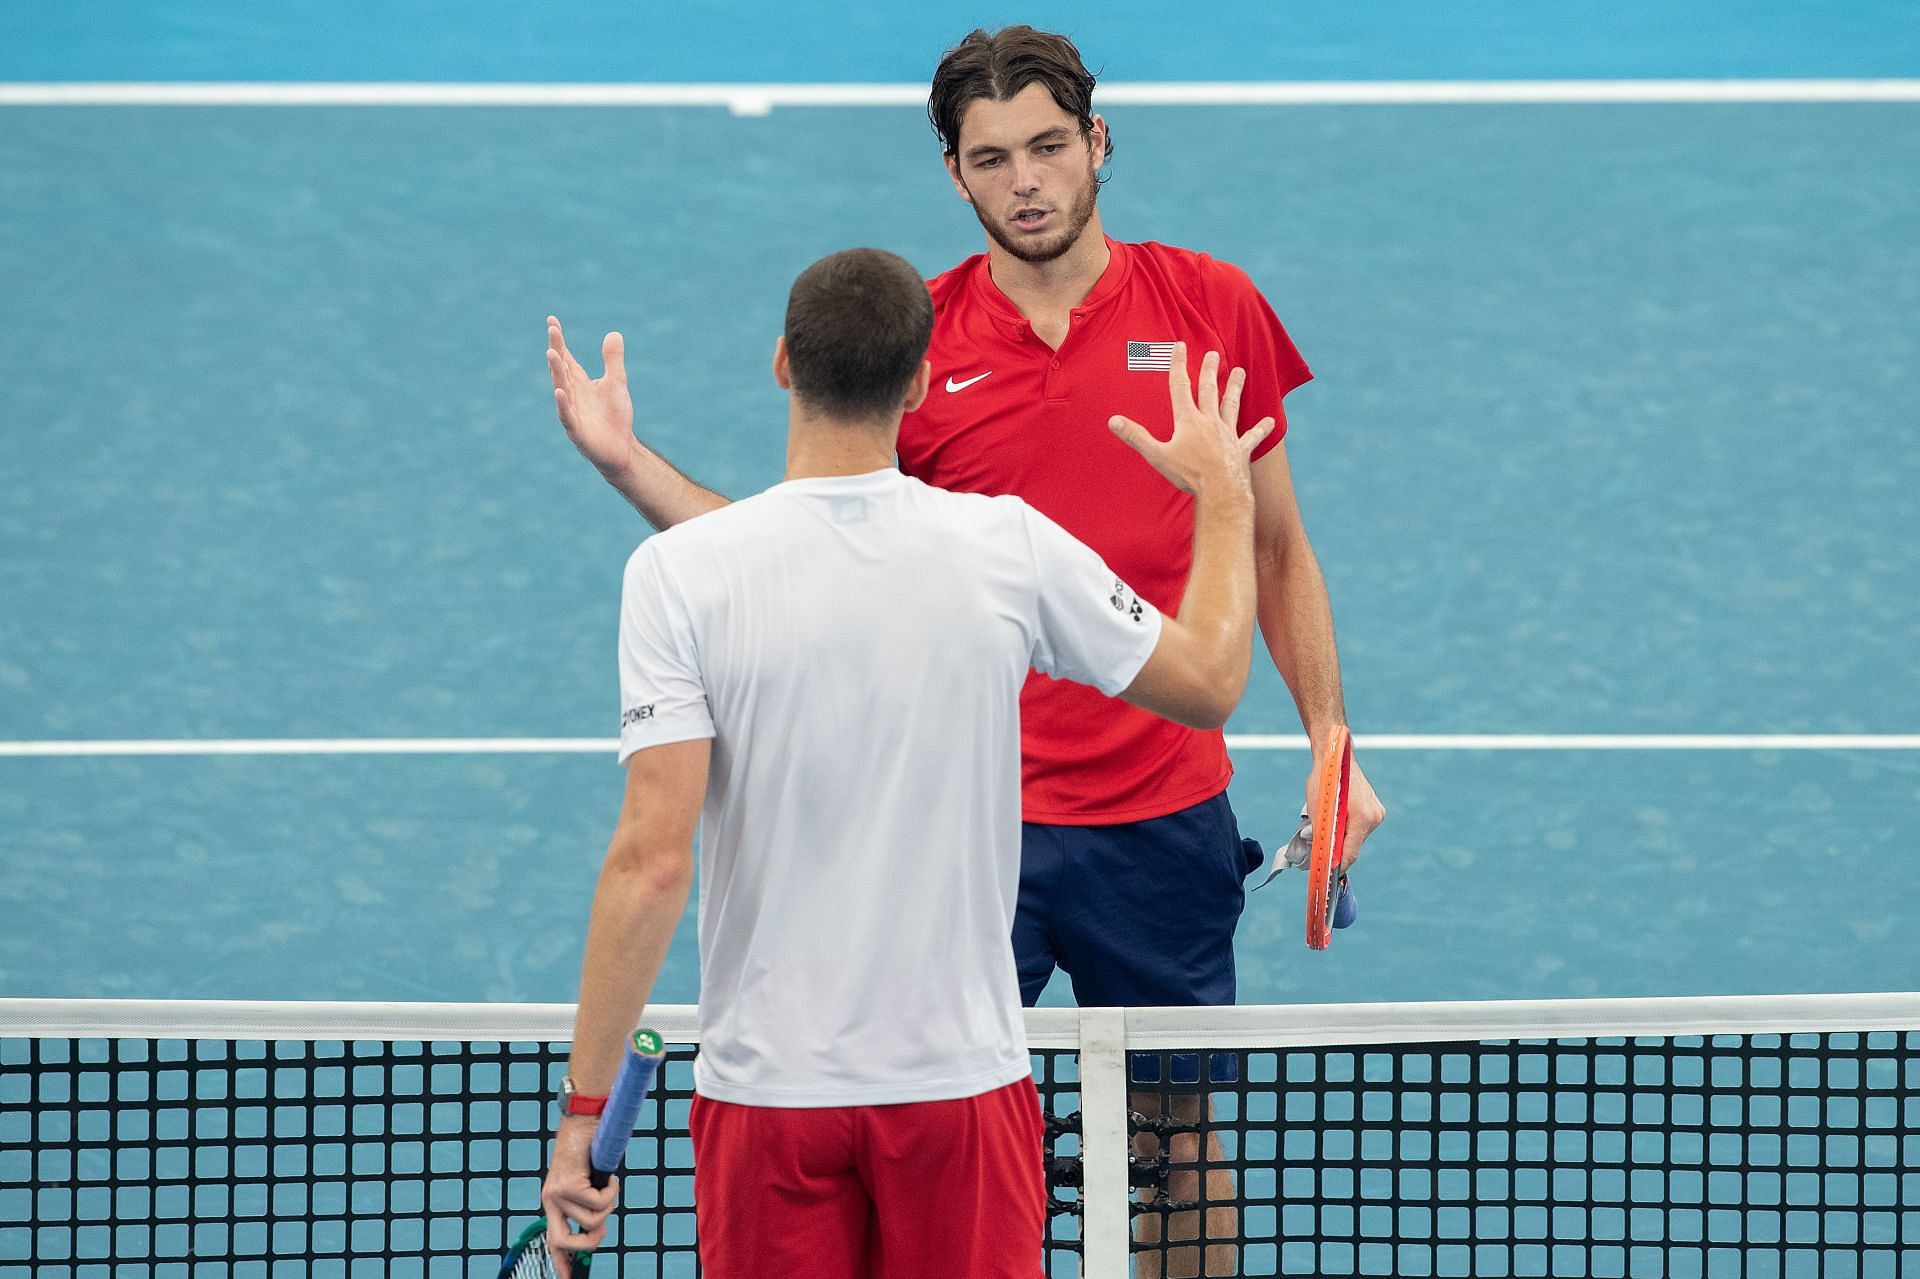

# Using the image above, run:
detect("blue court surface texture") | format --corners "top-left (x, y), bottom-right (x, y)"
top-left (1, 2), bottom-right (1916, 1008)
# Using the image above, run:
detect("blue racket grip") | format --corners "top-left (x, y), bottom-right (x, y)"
top-left (587, 1029), bottom-right (666, 1189)
top-left (1332, 876), bottom-right (1358, 929)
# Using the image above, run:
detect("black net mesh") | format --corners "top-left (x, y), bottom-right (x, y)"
top-left (3, 1024), bottom-right (1915, 1276)
top-left (0, 1033), bottom-right (1085, 1277)
top-left (1123, 1031), bottom-right (1919, 1277)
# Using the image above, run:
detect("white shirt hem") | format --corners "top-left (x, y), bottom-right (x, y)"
top-left (616, 724), bottom-right (717, 765)
top-left (693, 1056), bottom-right (1032, 1109)
top-left (1099, 606), bottom-right (1164, 696)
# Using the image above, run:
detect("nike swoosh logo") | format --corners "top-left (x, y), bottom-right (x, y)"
top-left (946, 371), bottom-right (992, 392)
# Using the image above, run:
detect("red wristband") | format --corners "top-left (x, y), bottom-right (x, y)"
top-left (562, 1091), bottom-right (609, 1117)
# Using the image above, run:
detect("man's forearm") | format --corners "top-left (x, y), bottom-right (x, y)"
top-left (1177, 484), bottom-right (1260, 694)
top-left (1255, 539), bottom-right (1347, 744)
top-left (612, 437), bottom-right (732, 532)
top-left (564, 840), bottom-right (694, 1095)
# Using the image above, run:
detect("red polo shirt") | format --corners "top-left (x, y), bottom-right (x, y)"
top-left (897, 238), bottom-right (1312, 824)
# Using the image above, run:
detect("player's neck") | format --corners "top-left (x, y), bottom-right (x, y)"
top-left (783, 409), bottom-right (899, 481)
top-left (983, 214), bottom-right (1111, 328)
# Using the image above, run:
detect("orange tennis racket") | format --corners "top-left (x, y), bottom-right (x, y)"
top-left (1304, 726), bottom-right (1355, 951)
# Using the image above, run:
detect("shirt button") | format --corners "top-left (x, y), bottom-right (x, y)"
top-left (1050, 360), bottom-right (1060, 370)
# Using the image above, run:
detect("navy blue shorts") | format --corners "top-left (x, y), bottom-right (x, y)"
top-left (1013, 790), bottom-right (1264, 1009)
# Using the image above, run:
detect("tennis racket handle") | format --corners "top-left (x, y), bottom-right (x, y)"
top-left (587, 1029), bottom-right (667, 1187)
top-left (1333, 876), bottom-right (1358, 928)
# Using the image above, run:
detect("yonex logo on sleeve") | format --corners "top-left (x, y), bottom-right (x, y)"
top-left (1109, 579), bottom-right (1145, 623)
top-left (621, 704), bottom-right (657, 728)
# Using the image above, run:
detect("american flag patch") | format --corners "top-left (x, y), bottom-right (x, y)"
top-left (1126, 341), bottom-right (1176, 371)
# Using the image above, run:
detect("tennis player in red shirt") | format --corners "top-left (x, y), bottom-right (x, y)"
top-left (547, 26), bottom-right (1385, 1277)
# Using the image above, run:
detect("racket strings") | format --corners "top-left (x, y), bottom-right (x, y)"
top-left (504, 1233), bottom-right (562, 1279)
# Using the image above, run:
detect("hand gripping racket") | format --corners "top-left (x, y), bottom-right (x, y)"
top-left (1246, 728), bottom-right (1359, 946)
top-left (1304, 726), bottom-right (1356, 951)
top-left (500, 1028), bottom-right (668, 1279)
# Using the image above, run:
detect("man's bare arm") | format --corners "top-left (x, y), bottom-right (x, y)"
top-left (604, 433), bottom-right (732, 533)
top-left (539, 738), bottom-right (708, 1271)
top-left (547, 317), bottom-right (731, 531)
top-left (1250, 439), bottom-right (1385, 866)
top-left (1249, 442), bottom-right (1345, 742)
top-left (1108, 349), bottom-right (1272, 731)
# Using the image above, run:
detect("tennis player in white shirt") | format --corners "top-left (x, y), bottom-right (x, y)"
top-left (539, 247), bottom-right (1273, 1279)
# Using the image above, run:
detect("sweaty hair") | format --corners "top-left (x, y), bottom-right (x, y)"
top-left (928, 26), bottom-right (1113, 164)
top-left (783, 248), bottom-right (934, 423)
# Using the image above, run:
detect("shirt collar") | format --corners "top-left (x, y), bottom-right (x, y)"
top-left (968, 236), bottom-right (1132, 341)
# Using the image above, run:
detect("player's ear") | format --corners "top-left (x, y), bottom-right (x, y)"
top-left (1089, 115), bottom-right (1109, 163)
top-left (772, 336), bottom-right (792, 390)
top-left (902, 359), bottom-right (932, 414)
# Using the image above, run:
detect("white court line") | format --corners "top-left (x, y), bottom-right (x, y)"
top-left (1231, 734), bottom-right (1920, 751)
top-left (2, 80), bottom-right (1919, 109)
top-left (0, 735), bottom-right (1916, 758)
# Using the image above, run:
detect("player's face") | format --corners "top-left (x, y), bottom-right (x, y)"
top-left (946, 84), bottom-right (1105, 265)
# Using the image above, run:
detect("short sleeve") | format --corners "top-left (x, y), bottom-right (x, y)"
top-left (1208, 258), bottom-right (1312, 463)
top-left (617, 542), bottom-right (716, 763)
top-left (1020, 504), bottom-right (1164, 695)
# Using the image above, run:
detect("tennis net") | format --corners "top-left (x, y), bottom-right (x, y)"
top-left (2, 994), bottom-right (1915, 1276)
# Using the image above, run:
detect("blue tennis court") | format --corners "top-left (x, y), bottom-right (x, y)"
top-left (2, 2), bottom-right (1917, 1014)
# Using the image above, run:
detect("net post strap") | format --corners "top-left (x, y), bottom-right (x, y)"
top-left (1076, 1006), bottom-right (1132, 1279)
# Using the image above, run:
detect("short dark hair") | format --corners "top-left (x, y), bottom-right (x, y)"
top-left (928, 26), bottom-right (1112, 164)
top-left (783, 248), bottom-right (934, 422)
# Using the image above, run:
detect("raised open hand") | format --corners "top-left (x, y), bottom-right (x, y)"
top-left (547, 317), bottom-right (637, 486)
top-left (1107, 344), bottom-right (1275, 499)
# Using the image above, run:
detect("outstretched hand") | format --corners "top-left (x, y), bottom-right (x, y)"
top-left (1108, 343), bottom-right (1275, 499)
top-left (548, 317), bottom-right (637, 486)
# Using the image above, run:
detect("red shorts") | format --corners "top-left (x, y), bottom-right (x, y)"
top-left (689, 1077), bottom-right (1046, 1279)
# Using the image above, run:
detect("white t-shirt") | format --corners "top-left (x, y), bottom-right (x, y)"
top-left (617, 467), bottom-right (1162, 1107)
